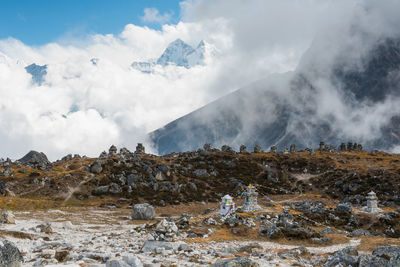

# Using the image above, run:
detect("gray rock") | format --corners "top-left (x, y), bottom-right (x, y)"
top-left (90, 161), bottom-right (103, 174)
top-left (131, 203), bottom-right (156, 220)
top-left (0, 212), bottom-right (15, 224)
top-left (123, 255), bottom-right (143, 267)
top-left (19, 150), bottom-right (50, 167)
top-left (0, 239), bottom-right (23, 267)
top-left (61, 154), bottom-right (73, 162)
top-left (126, 174), bottom-right (141, 185)
top-left (140, 241), bottom-right (176, 253)
top-left (36, 222), bottom-right (53, 233)
top-left (0, 180), bottom-right (6, 196)
top-left (157, 164), bottom-right (170, 176)
top-left (390, 253), bottom-right (400, 267)
top-left (342, 246), bottom-right (359, 257)
top-left (2, 168), bottom-right (13, 177)
top-left (109, 183), bottom-right (122, 194)
top-left (259, 224), bottom-right (282, 239)
top-left (155, 171), bottom-right (165, 181)
top-left (187, 182), bottom-right (197, 191)
top-left (238, 242), bottom-right (263, 253)
top-left (178, 243), bottom-right (192, 252)
top-left (350, 229), bottom-right (371, 237)
top-left (193, 169), bottom-right (209, 177)
top-left (92, 186), bottom-right (110, 195)
top-left (324, 249), bottom-right (357, 267)
top-left (211, 257), bottom-right (259, 267)
top-left (372, 246), bottom-right (400, 259)
top-left (106, 260), bottom-right (130, 267)
top-left (367, 256), bottom-right (389, 267)
top-left (336, 203), bottom-right (353, 214)
top-left (220, 247), bottom-right (238, 256)
top-left (357, 254), bottom-right (371, 267)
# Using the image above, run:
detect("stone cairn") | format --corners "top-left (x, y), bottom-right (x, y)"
top-left (221, 145), bottom-right (234, 152)
top-left (135, 143), bottom-right (145, 154)
top-left (361, 191), bottom-right (382, 213)
top-left (340, 142), bottom-right (363, 151)
top-left (340, 143), bottom-right (346, 151)
top-left (99, 151), bottom-right (108, 159)
top-left (242, 185), bottom-right (261, 212)
top-left (254, 145), bottom-right (262, 153)
top-left (270, 146), bottom-right (277, 153)
top-left (347, 142), bottom-right (353, 151)
top-left (108, 145), bottom-right (117, 157)
top-left (239, 145), bottom-right (247, 153)
top-left (149, 219), bottom-right (179, 242)
top-left (203, 143), bottom-right (211, 151)
top-left (319, 142), bottom-right (325, 151)
top-left (289, 144), bottom-right (296, 153)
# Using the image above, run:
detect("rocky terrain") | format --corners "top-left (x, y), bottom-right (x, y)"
top-left (0, 143), bottom-right (399, 266)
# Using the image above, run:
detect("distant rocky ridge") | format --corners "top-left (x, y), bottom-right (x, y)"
top-left (131, 39), bottom-right (207, 73)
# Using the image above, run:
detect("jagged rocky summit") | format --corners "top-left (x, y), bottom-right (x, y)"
top-left (131, 39), bottom-right (206, 73)
top-left (25, 63), bottom-right (47, 85)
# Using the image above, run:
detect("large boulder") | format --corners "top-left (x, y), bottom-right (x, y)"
top-left (141, 241), bottom-right (176, 253)
top-left (324, 247), bottom-right (359, 267)
top-left (0, 180), bottom-right (6, 196)
top-left (0, 239), bottom-right (23, 267)
top-left (336, 203), bottom-right (353, 214)
top-left (106, 255), bottom-right (143, 267)
top-left (89, 161), bottom-right (103, 174)
top-left (19, 150), bottom-right (50, 168)
top-left (131, 203), bottom-right (156, 220)
top-left (372, 246), bottom-right (400, 259)
top-left (0, 212), bottom-right (15, 224)
top-left (211, 257), bottom-right (259, 267)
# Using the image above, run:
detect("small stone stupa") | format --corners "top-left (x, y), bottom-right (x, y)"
top-left (361, 191), bottom-right (382, 213)
top-left (241, 184), bottom-right (261, 212)
top-left (220, 195), bottom-right (235, 217)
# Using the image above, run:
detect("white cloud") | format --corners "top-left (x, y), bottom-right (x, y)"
top-left (0, 0), bottom-right (398, 160)
top-left (141, 8), bottom-right (172, 24)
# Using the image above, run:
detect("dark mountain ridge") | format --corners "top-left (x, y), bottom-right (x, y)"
top-left (150, 35), bottom-right (400, 154)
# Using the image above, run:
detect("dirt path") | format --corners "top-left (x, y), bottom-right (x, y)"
top-left (17, 180), bottom-right (46, 197)
top-left (63, 176), bottom-right (91, 202)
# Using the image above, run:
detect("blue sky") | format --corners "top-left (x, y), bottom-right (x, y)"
top-left (0, 0), bottom-right (182, 45)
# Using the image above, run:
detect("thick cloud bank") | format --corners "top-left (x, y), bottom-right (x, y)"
top-left (150, 0), bottom-right (400, 154)
top-left (2, 0), bottom-right (397, 160)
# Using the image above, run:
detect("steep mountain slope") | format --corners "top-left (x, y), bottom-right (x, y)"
top-left (149, 36), bottom-right (400, 154)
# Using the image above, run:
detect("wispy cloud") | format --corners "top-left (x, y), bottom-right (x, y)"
top-left (140, 8), bottom-right (172, 24)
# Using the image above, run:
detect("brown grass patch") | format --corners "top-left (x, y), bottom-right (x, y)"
top-left (0, 230), bottom-right (35, 239)
top-left (357, 236), bottom-right (400, 252)
top-left (156, 202), bottom-right (218, 217)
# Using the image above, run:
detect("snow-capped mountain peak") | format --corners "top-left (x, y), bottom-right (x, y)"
top-left (131, 39), bottom-right (209, 73)
top-left (156, 39), bottom-right (196, 68)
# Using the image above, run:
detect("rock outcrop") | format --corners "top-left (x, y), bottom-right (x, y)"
top-left (131, 203), bottom-right (156, 220)
top-left (0, 239), bottom-right (23, 267)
